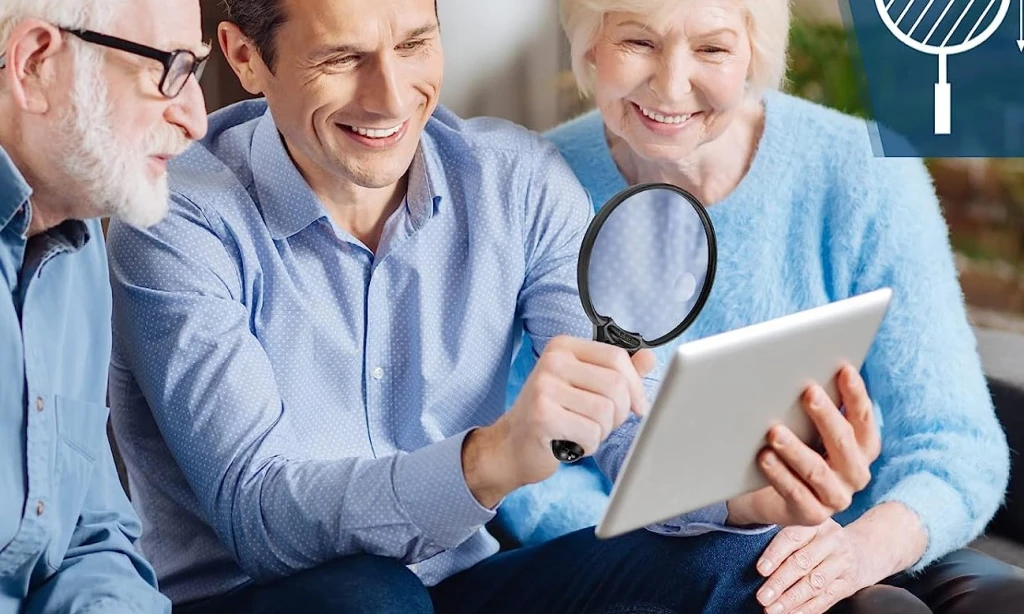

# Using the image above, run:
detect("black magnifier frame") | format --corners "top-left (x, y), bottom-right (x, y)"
top-left (551, 182), bottom-right (718, 463)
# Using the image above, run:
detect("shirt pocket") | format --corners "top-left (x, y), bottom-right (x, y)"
top-left (45, 395), bottom-right (110, 571)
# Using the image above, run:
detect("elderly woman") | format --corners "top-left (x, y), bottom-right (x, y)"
top-left (500, 0), bottom-right (1024, 612)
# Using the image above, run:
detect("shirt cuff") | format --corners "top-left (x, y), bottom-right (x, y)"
top-left (645, 501), bottom-right (776, 537)
top-left (393, 429), bottom-right (496, 550)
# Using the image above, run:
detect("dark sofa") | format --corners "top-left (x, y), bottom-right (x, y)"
top-left (970, 328), bottom-right (1024, 570)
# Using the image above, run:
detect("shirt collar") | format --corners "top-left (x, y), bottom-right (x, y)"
top-left (251, 109), bottom-right (328, 240)
top-left (0, 144), bottom-right (33, 233)
top-left (406, 136), bottom-right (444, 230)
top-left (251, 108), bottom-right (444, 240)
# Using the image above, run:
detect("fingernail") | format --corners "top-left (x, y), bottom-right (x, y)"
top-left (811, 386), bottom-right (827, 407)
top-left (761, 452), bottom-right (774, 467)
top-left (767, 603), bottom-right (784, 614)
top-left (771, 431), bottom-right (788, 447)
top-left (757, 588), bottom-right (775, 604)
top-left (757, 558), bottom-right (773, 574)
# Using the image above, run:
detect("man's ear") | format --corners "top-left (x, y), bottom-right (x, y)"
top-left (218, 22), bottom-right (268, 96)
top-left (2, 19), bottom-right (68, 114)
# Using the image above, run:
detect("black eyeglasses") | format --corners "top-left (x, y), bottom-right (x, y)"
top-left (64, 29), bottom-right (208, 98)
top-left (0, 28), bottom-right (208, 99)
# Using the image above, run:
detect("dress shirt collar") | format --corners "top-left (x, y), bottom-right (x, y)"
top-left (251, 108), bottom-right (444, 241)
top-left (0, 144), bottom-right (32, 234)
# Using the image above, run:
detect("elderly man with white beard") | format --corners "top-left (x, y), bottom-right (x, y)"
top-left (0, 0), bottom-right (208, 611)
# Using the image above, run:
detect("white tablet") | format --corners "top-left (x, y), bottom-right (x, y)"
top-left (595, 287), bottom-right (893, 539)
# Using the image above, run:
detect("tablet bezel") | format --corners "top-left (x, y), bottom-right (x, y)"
top-left (595, 288), bottom-right (893, 539)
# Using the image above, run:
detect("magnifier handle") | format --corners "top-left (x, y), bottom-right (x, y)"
top-left (550, 342), bottom-right (642, 463)
top-left (551, 440), bottom-right (586, 463)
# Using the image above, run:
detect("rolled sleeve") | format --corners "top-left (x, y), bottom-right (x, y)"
top-left (394, 429), bottom-right (496, 549)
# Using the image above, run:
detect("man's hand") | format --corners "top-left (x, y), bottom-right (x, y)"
top-left (726, 364), bottom-right (881, 527)
top-left (463, 335), bottom-right (655, 507)
top-left (754, 520), bottom-right (874, 614)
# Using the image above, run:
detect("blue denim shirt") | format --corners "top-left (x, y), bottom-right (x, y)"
top-left (0, 145), bottom-right (168, 613)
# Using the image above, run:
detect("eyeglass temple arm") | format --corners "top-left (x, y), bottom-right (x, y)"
top-left (64, 28), bottom-right (169, 65)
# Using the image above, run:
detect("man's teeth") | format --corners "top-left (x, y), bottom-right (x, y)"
top-left (640, 106), bottom-right (692, 124)
top-left (348, 124), bottom-right (402, 138)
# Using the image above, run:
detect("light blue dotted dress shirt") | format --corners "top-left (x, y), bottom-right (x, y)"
top-left (105, 100), bottom-right (602, 604)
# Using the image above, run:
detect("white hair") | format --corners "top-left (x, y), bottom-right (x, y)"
top-left (560, 0), bottom-right (792, 99)
top-left (1, 1), bottom-right (124, 93)
top-left (2, 0), bottom-right (174, 229)
top-left (0, 0), bottom-right (123, 56)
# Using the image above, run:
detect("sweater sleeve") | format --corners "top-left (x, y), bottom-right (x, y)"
top-left (849, 155), bottom-right (1010, 571)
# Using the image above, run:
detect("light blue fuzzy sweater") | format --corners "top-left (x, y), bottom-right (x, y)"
top-left (498, 90), bottom-right (1011, 571)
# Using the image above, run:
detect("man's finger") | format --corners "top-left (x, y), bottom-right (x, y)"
top-left (546, 337), bottom-right (648, 418)
top-left (757, 524), bottom-right (821, 577)
top-left (548, 377), bottom-right (619, 441)
top-left (543, 399), bottom-right (604, 457)
top-left (539, 352), bottom-right (631, 427)
top-left (631, 348), bottom-right (656, 377)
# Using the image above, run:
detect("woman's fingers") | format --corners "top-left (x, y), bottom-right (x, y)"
top-left (758, 446), bottom-right (830, 524)
top-left (836, 364), bottom-right (881, 462)
top-left (801, 378), bottom-right (871, 493)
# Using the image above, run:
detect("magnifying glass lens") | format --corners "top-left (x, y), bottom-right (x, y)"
top-left (551, 184), bottom-right (717, 463)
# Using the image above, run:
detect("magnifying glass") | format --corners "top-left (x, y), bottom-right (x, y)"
top-left (551, 183), bottom-right (717, 462)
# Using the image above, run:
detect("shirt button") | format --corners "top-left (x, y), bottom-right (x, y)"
top-left (371, 367), bottom-right (384, 380)
top-left (35, 397), bottom-right (44, 412)
top-left (35, 501), bottom-right (44, 516)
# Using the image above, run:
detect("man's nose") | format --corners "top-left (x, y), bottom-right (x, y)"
top-left (166, 75), bottom-right (209, 141)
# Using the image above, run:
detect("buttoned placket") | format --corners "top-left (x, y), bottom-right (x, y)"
top-left (363, 249), bottom-right (393, 459)
top-left (0, 235), bottom-right (64, 574)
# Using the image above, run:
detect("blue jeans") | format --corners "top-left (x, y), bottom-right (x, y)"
top-left (174, 527), bottom-right (778, 614)
top-left (173, 554), bottom-right (433, 614)
top-left (429, 525), bottom-right (780, 613)
top-left (173, 529), bottom-right (1023, 613)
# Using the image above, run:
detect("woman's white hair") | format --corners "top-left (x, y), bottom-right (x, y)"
top-left (0, 0), bottom-right (124, 76)
top-left (560, 0), bottom-right (791, 99)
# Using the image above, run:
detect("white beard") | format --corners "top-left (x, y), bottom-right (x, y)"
top-left (57, 49), bottom-right (186, 229)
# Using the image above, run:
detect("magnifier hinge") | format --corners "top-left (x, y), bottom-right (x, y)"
top-left (597, 321), bottom-right (643, 352)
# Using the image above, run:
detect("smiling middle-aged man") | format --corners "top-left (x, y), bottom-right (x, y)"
top-left (0, 0), bottom-right (208, 611)
top-left (102, 0), bottom-right (886, 613)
